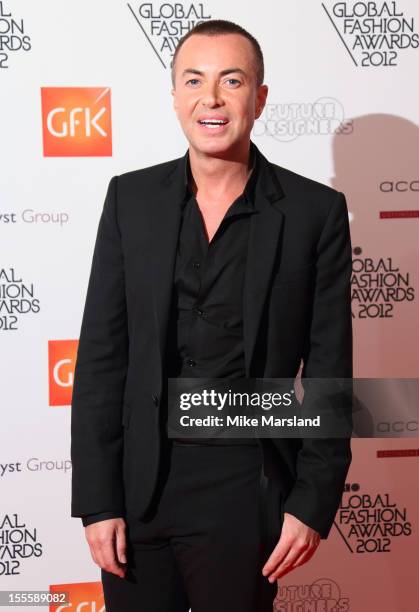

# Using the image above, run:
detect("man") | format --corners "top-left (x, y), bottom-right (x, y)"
top-left (71, 19), bottom-right (352, 612)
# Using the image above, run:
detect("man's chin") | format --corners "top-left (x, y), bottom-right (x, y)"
top-left (189, 138), bottom-right (243, 158)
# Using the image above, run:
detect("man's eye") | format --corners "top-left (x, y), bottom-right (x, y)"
top-left (186, 79), bottom-right (200, 86)
top-left (226, 79), bottom-right (241, 86)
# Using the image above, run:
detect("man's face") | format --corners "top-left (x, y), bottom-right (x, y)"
top-left (171, 33), bottom-right (268, 156)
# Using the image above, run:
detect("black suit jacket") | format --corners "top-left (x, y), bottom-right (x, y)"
top-left (70, 141), bottom-right (353, 539)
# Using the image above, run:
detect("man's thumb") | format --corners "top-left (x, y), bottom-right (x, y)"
top-left (116, 527), bottom-right (127, 564)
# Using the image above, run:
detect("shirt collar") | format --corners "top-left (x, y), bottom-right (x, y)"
top-left (181, 141), bottom-right (259, 209)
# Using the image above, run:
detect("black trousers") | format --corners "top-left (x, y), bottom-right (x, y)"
top-left (101, 439), bottom-right (283, 611)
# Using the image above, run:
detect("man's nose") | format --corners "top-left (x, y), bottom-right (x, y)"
top-left (201, 83), bottom-right (223, 107)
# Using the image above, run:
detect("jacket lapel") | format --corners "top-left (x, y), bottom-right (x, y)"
top-left (243, 146), bottom-right (285, 375)
top-left (149, 156), bottom-right (188, 385)
top-left (149, 143), bottom-right (286, 383)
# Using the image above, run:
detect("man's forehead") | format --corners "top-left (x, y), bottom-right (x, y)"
top-left (177, 33), bottom-right (254, 64)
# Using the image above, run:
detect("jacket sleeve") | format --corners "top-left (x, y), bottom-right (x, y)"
top-left (71, 175), bottom-right (128, 520)
top-left (283, 190), bottom-right (353, 539)
top-left (81, 511), bottom-right (124, 527)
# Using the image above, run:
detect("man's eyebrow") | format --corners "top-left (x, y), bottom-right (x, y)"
top-left (181, 67), bottom-right (247, 78)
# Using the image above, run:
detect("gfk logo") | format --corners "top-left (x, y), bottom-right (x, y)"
top-left (50, 581), bottom-right (105, 611)
top-left (48, 340), bottom-right (79, 406)
top-left (41, 88), bottom-right (112, 157)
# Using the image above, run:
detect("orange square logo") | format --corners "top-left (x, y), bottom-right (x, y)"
top-left (49, 581), bottom-right (104, 611)
top-left (48, 339), bottom-right (79, 406)
top-left (41, 87), bottom-right (112, 156)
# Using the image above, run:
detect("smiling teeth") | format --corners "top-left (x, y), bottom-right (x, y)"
top-left (199, 120), bottom-right (227, 125)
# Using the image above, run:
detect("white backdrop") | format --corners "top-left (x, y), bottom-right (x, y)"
top-left (1, 1), bottom-right (418, 610)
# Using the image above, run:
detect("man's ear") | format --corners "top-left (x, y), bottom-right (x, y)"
top-left (255, 84), bottom-right (268, 120)
top-left (171, 88), bottom-right (179, 116)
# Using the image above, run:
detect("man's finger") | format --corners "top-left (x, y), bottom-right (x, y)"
top-left (89, 545), bottom-right (99, 567)
top-left (116, 523), bottom-right (127, 564)
top-left (291, 541), bottom-right (319, 570)
top-left (95, 536), bottom-right (125, 577)
top-left (262, 537), bottom-right (291, 576)
top-left (267, 541), bottom-right (308, 582)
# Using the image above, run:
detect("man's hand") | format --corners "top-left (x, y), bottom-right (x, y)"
top-left (262, 512), bottom-right (321, 582)
top-left (85, 518), bottom-right (127, 578)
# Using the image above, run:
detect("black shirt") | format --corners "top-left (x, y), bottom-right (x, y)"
top-left (165, 142), bottom-right (259, 446)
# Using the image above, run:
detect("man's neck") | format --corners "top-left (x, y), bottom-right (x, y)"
top-left (188, 141), bottom-right (253, 202)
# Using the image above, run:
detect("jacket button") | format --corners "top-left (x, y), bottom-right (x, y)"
top-left (152, 394), bottom-right (159, 406)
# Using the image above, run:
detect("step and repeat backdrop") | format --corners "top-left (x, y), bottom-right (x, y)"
top-left (1, 1), bottom-right (418, 610)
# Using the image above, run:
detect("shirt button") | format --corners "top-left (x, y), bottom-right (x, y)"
top-left (194, 307), bottom-right (204, 316)
top-left (192, 261), bottom-right (201, 268)
top-left (152, 394), bottom-right (159, 406)
top-left (186, 358), bottom-right (196, 367)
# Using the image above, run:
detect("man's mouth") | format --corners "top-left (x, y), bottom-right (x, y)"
top-left (197, 118), bottom-right (229, 129)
